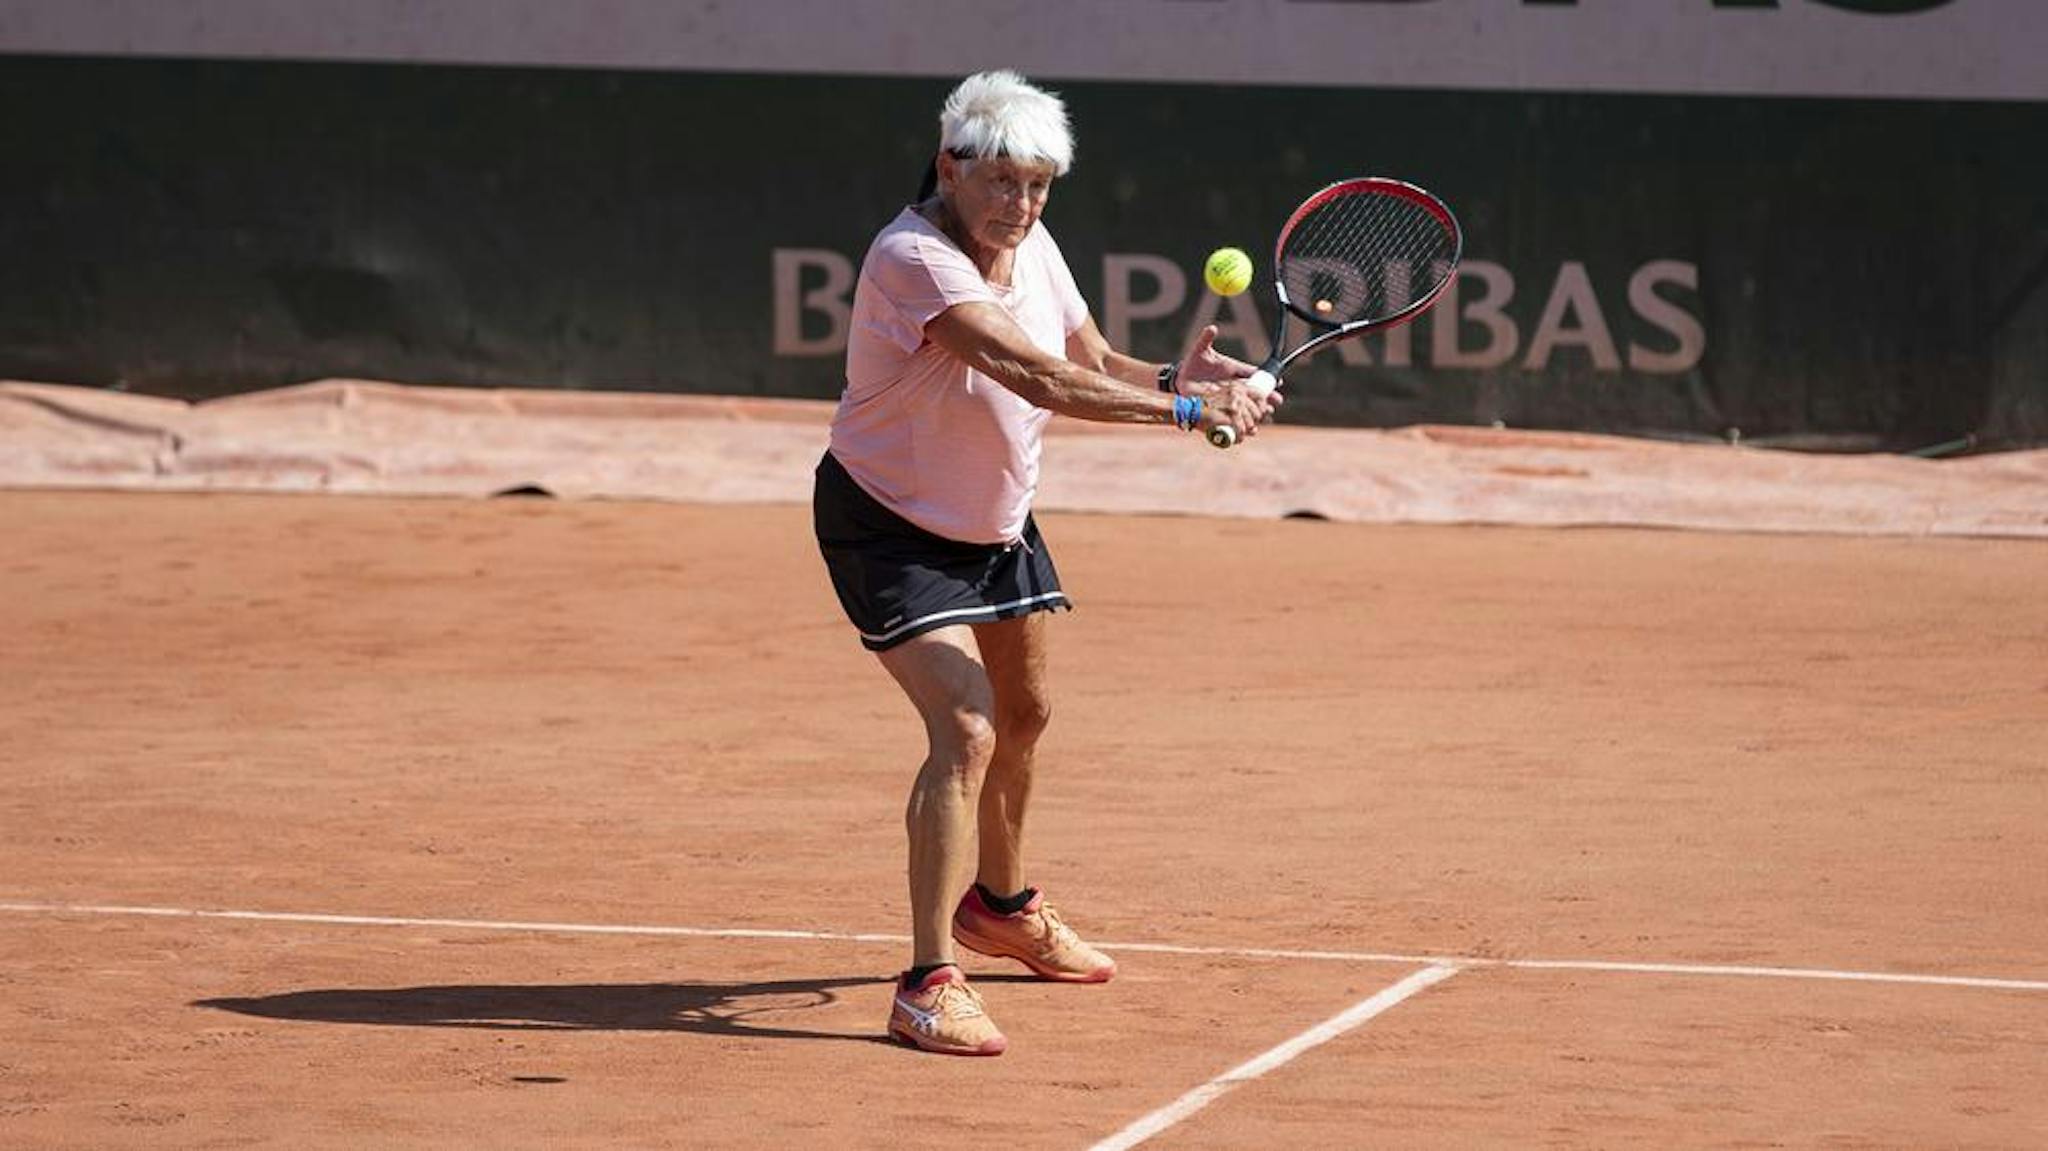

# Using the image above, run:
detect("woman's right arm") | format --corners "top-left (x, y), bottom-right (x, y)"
top-left (925, 302), bottom-right (1273, 440)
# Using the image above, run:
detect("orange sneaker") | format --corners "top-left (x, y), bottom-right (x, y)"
top-left (887, 965), bottom-right (1008, 1056)
top-left (952, 887), bottom-right (1117, 983)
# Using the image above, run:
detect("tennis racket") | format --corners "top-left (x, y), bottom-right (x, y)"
top-left (1210, 177), bottom-right (1463, 448)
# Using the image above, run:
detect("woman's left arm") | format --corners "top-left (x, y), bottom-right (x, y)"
top-left (1066, 318), bottom-right (1257, 397)
top-left (1065, 317), bottom-right (1167, 389)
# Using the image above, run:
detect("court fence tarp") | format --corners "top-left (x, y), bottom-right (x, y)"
top-left (2, 55), bottom-right (2044, 452)
top-left (4, 380), bottom-right (2044, 539)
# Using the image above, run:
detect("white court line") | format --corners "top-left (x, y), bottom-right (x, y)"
top-left (4, 900), bottom-right (2048, 992)
top-left (1087, 964), bottom-right (1461, 1151)
top-left (1500, 957), bottom-right (2048, 991)
top-left (0, 901), bottom-right (910, 945)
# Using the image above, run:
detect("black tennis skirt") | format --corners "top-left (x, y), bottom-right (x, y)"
top-left (813, 451), bottom-right (1070, 651)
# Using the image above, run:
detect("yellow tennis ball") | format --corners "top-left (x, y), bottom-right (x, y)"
top-left (1204, 247), bottom-right (1253, 297)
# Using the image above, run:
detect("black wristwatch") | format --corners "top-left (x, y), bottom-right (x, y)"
top-left (1156, 361), bottom-right (1181, 394)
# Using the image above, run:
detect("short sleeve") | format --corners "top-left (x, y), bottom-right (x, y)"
top-left (861, 228), bottom-right (1005, 354)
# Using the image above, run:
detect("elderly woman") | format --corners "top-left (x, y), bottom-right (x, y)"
top-left (813, 70), bottom-right (1277, 1056)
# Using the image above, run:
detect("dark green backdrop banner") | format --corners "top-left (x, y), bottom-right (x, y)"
top-left (2, 55), bottom-right (2043, 449)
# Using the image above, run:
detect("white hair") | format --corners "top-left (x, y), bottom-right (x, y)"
top-left (938, 70), bottom-right (1074, 176)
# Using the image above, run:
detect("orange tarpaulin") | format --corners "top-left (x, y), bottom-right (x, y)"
top-left (4, 379), bottom-right (2044, 537)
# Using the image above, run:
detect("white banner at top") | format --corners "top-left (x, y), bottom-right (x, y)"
top-left (1, 0), bottom-right (2041, 103)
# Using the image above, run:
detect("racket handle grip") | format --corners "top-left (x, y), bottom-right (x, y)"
top-left (1206, 368), bottom-right (1278, 450)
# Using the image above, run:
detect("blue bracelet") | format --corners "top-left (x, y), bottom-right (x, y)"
top-left (1172, 394), bottom-right (1201, 430)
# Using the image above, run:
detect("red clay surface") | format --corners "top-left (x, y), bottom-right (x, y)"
top-left (3, 491), bottom-right (2046, 1148)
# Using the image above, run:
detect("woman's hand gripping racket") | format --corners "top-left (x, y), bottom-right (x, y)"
top-left (1210, 177), bottom-right (1464, 448)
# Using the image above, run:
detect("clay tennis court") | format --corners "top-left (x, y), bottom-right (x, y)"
top-left (4, 453), bottom-right (2046, 1146)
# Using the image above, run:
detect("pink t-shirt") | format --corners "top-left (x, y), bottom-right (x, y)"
top-left (828, 208), bottom-right (1090, 544)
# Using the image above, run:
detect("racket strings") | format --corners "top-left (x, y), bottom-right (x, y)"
top-left (1279, 193), bottom-right (1457, 325)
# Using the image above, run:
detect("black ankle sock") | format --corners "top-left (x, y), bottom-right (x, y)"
top-left (976, 883), bottom-right (1038, 915)
top-left (902, 963), bottom-right (952, 989)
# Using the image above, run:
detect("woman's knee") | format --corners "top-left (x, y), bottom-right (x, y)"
top-left (932, 706), bottom-right (999, 774)
top-left (997, 692), bottom-right (1052, 747)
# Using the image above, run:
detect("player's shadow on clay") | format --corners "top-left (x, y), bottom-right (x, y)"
top-left (196, 976), bottom-right (899, 1045)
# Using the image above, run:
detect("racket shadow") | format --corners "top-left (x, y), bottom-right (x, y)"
top-left (196, 975), bottom-right (896, 1045)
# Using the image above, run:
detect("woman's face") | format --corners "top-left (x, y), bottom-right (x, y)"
top-left (940, 153), bottom-right (1056, 252)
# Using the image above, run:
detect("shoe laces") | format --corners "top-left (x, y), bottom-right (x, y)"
top-left (932, 979), bottom-right (987, 1020)
top-left (1035, 904), bottom-right (1082, 950)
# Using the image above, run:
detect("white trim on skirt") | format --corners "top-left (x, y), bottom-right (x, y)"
top-left (859, 590), bottom-right (1071, 647)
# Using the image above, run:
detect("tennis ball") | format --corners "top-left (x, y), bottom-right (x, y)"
top-left (1204, 247), bottom-right (1253, 297)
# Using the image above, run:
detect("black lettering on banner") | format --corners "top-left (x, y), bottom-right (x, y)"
top-left (1711, 0), bottom-right (1954, 10)
top-left (1289, 0), bottom-right (1958, 11)
top-left (1800, 0), bottom-right (1953, 11)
